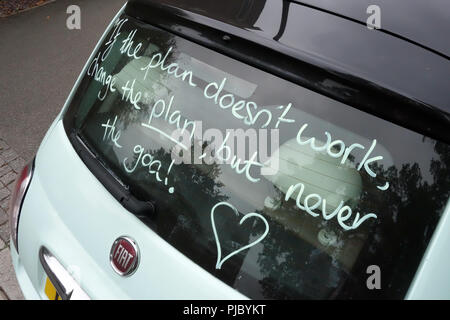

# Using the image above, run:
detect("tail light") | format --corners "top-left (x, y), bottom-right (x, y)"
top-left (9, 159), bottom-right (34, 252)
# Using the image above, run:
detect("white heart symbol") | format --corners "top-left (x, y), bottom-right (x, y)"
top-left (211, 202), bottom-right (270, 270)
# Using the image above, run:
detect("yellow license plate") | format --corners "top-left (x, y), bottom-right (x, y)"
top-left (44, 277), bottom-right (62, 300)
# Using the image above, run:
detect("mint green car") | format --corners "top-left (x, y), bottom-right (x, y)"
top-left (10, 0), bottom-right (450, 299)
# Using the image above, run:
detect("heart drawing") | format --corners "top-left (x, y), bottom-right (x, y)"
top-left (211, 201), bottom-right (270, 270)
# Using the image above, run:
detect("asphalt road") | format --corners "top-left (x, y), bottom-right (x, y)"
top-left (0, 0), bottom-right (127, 162)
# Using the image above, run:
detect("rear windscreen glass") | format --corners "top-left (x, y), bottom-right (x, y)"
top-left (64, 14), bottom-right (450, 299)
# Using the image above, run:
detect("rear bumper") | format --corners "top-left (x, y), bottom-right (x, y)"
top-left (10, 242), bottom-right (40, 300)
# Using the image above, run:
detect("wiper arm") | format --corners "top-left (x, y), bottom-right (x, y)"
top-left (70, 132), bottom-right (156, 219)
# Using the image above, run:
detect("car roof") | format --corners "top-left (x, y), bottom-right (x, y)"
top-left (296, 0), bottom-right (449, 58)
top-left (129, 0), bottom-right (450, 58)
top-left (125, 0), bottom-right (450, 142)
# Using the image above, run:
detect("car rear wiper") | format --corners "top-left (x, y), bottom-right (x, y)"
top-left (70, 131), bottom-right (156, 220)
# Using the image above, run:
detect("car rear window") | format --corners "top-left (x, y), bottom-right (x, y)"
top-left (64, 14), bottom-right (450, 299)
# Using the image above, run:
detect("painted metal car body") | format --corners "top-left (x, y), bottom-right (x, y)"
top-left (10, 0), bottom-right (450, 299)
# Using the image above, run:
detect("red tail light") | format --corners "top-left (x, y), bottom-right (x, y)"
top-left (9, 159), bottom-right (34, 252)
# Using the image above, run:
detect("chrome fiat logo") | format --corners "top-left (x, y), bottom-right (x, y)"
top-left (110, 236), bottom-right (140, 276)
